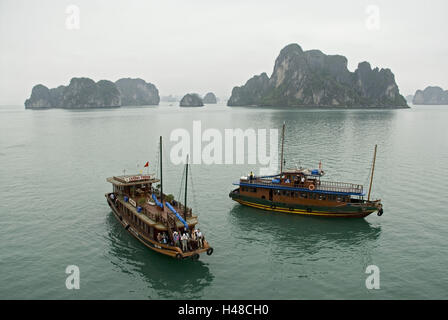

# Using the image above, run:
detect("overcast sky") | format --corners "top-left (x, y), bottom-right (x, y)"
top-left (0, 0), bottom-right (447, 104)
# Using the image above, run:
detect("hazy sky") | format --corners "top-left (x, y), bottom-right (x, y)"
top-left (0, 0), bottom-right (447, 104)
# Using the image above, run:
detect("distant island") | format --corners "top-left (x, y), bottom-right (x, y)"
top-left (228, 43), bottom-right (408, 108)
top-left (25, 77), bottom-right (160, 109)
top-left (413, 86), bottom-right (448, 105)
top-left (160, 94), bottom-right (180, 103)
top-left (203, 92), bottom-right (217, 104)
top-left (179, 93), bottom-right (204, 107)
top-left (115, 78), bottom-right (159, 106)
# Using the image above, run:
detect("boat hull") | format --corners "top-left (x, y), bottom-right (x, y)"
top-left (106, 194), bottom-right (211, 259)
top-left (230, 191), bottom-right (377, 218)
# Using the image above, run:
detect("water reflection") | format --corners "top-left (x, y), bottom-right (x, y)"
top-left (105, 213), bottom-right (213, 299)
top-left (228, 204), bottom-right (381, 259)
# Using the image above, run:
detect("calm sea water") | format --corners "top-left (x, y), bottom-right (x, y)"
top-left (0, 103), bottom-right (447, 299)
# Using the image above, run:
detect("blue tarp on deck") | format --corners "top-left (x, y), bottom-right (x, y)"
top-left (152, 193), bottom-right (164, 209)
top-left (165, 202), bottom-right (189, 230)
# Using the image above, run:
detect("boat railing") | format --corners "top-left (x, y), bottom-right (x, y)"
top-left (242, 178), bottom-right (363, 194)
top-left (316, 181), bottom-right (363, 194)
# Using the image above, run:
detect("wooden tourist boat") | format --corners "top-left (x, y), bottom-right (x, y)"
top-left (229, 124), bottom-right (383, 218)
top-left (105, 137), bottom-right (213, 260)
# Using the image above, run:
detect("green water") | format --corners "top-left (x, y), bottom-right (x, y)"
top-left (0, 104), bottom-right (447, 299)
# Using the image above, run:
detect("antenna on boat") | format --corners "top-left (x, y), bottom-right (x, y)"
top-left (367, 144), bottom-right (378, 201)
top-left (159, 136), bottom-right (164, 205)
top-left (184, 154), bottom-right (189, 219)
top-left (280, 122), bottom-right (285, 175)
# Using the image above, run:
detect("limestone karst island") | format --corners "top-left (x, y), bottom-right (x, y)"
top-left (227, 44), bottom-right (408, 108)
top-left (24, 77), bottom-right (160, 109)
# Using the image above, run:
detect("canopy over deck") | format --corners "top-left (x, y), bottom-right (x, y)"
top-left (107, 174), bottom-right (160, 186)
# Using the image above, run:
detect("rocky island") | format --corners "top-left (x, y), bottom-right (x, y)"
top-left (179, 93), bottom-right (204, 107)
top-left (228, 43), bottom-right (408, 108)
top-left (115, 78), bottom-right (159, 106)
top-left (25, 77), bottom-right (160, 109)
top-left (413, 86), bottom-right (448, 105)
top-left (203, 92), bottom-right (217, 104)
top-left (25, 78), bottom-right (121, 109)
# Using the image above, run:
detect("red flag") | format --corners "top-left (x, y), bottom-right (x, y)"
top-left (144, 161), bottom-right (149, 167)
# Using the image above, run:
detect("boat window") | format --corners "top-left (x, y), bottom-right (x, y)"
top-left (300, 193), bottom-right (307, 199)
top-left (251, 188), bottom-right (257, 193)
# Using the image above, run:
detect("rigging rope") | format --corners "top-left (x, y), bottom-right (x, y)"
top-left (363, 154), bottom-right (374, 195)
top-left (188, 164), bottom-right (198, 213)
top-left (177, 164), bottom-right (186, 203)
top-left (153, 141), bottom-right (160, 181)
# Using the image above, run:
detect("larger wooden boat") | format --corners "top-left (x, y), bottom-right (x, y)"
top-left (105, 137), bottom-right (213, 260)
top-left (229, 124), bottom-right (383, 218)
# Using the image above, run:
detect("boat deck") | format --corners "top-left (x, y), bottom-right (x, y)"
top-left (236, 178), bottom-right (364, 196)
top-left (118, 194), bottom-right (198, 231)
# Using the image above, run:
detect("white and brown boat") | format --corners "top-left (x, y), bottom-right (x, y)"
top-left (229, 124), bottom-right (384, 218)
top-left (105, 137), bottom-right (213, 260)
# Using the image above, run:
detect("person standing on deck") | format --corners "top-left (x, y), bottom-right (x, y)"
top-left (181, 233), bottom-right (188, 252)
top-left (173, 231), bottom-right (180, 247)
top-left (197, 229), bottom-right (203, 248)
top-left (191, 229), bottom-right (197, 250)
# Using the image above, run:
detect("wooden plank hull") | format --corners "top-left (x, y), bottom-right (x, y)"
top-left (106, 194), bottom-right (211, 259)
top-left (230, 192), bottom-right (377, 218)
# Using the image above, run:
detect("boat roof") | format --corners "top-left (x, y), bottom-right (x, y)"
top-left (107, 174), bottom-right (160, 186)
top-left (282, 168), bottom-right (325, 177)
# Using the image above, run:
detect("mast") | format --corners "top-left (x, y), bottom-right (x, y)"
top-left (184, 154), bottom-right (189, 219)
top-left (280, 122), bottom-right (285, 174)
top-left (367, 144), bottom-right (377, 201)
top-left (159, 136), bottom-right (163, 204)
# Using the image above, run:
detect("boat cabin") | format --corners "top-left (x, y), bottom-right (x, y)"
top-left (237, 168), bottom-right (365, 207)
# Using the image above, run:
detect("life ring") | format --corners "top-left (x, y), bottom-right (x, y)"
top-left (175, 253), bottom-right (182, 260)
top-left (206, 248), bottom-right (214, 256)
top-left (308, 184), bottom-right (315, 191)
top-left (377, 208), bottom-right (384, 216)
